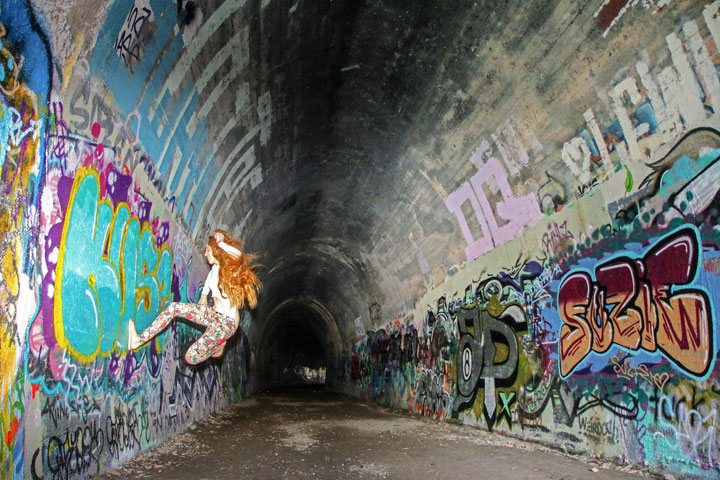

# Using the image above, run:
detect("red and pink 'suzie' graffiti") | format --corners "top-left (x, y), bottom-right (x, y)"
top-left (558, 227), bottom-right (713, 378)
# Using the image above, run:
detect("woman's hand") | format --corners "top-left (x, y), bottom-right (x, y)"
top-left (214, 231), bottom-right (225, 244)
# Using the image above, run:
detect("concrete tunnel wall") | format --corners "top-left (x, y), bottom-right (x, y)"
top-left (2, 0), bottom-right (720, 478)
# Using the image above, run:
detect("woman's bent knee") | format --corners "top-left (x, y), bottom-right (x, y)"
top-left (184, 350), bottom-right (200, 365)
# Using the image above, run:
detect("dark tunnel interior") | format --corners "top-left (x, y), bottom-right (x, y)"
top-left (259, 316), bottom-right (327, 386)
top-left (256, 297), bottom-right (342, 389)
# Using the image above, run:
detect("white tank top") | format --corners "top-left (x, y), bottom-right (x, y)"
top-left (201, 264), bottom-right (238, 321)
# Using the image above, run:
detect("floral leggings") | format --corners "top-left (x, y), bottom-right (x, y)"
top-left (137, 302), bottom-right (239, 364)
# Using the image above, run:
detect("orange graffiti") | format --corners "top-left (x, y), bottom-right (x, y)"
top-left (610, 357), bottom-right (670, 391)
top-left (558, 228), bottom-right (712, 378)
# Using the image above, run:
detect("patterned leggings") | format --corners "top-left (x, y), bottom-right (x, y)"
top-left (138, 302), bottom-right (239, 364)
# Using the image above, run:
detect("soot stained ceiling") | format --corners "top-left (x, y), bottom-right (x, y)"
top-left (145, 0), bottom-right (662, 372)
top-left (240, 0), bottom-right (486, 342)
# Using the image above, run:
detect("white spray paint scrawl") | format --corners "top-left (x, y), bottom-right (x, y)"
top-left (354, 316), bottom-right (365, 337)
top-left (114, 0), bottom-right (155, 68)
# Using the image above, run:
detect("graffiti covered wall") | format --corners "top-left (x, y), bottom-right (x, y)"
top-left (0, 1), bottom-right (254, 478)
top-left (5, 0), bottom-right (720, 478)
top-left (346, 2), bottom-right (720, 478)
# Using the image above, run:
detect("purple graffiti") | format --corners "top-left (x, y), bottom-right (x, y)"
top-left (106, 166), bottom-right (132, 205)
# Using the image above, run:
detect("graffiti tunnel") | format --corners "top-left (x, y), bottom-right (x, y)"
top-left (4, 0), bottom-right (720, 479)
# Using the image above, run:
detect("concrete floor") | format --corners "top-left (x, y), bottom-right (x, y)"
top-left (94, 388), bottom-right (655, 480)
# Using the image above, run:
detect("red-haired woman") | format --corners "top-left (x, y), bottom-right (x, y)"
top-left (128, 230), bottom-right (261, 364)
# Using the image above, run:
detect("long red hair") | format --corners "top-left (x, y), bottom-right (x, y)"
top-left (207, 230), bottom-right (261, 309)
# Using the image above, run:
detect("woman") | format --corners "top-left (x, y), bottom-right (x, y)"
top-left (128, 230), bottom-right (260, 364)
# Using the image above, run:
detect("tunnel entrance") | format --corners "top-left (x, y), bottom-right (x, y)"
top-left (268, 317), bottom-right (327, 385)
top-left (255, 298), bottom-right (342, 390)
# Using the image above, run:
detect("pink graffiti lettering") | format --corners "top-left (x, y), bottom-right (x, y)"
top-left (445, 142), bottom-right (543, 261)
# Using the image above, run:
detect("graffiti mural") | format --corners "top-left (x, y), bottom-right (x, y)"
top-left (454, 303), bottom-right (527, 426)
top-left (0, 1), bottom-right (258, 479)
top-left (352, 134), bottom-right (720, 479)
top-left (445, 145), bottom-right (543, 262)
top-left (4, 0), bottom-right (720, 479)
top-left (53, 167), bottom-right (173, 360)
top-left (558, 226), bottom-right (713, 378)
top-left (0, 2), bottom-right (51, 477)
top-left (0, 3), bottom-right (48, 343)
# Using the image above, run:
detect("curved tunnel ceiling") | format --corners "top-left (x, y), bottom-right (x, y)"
top-left (174, 0), bottom-right (500, 340)
top-left (247, 0), bottom-right (480, 336)
top-left (41, 0), bottom-right (708, 362)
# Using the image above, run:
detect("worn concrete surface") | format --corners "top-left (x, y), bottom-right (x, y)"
top-left (94, 388), bottom-right (655, 480)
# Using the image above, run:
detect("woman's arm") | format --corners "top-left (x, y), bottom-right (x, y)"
top-left (214, 230), bottom-right (242, 258)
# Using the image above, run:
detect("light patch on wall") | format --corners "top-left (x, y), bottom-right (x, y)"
top-left (31, 0), bottom-right (73, 72)
top-left (258, 91), bottom-right (273, 146)
top-left (235, 81), bottom-right (251, 116)
top-left (353, 316), bottom-right (365, 337)
top-left (419, 169), bottom-right (448, 198)
top-left (178, 1), bottom-right (204, 46)
top-left (14, 273), bottom-right (35, 352)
